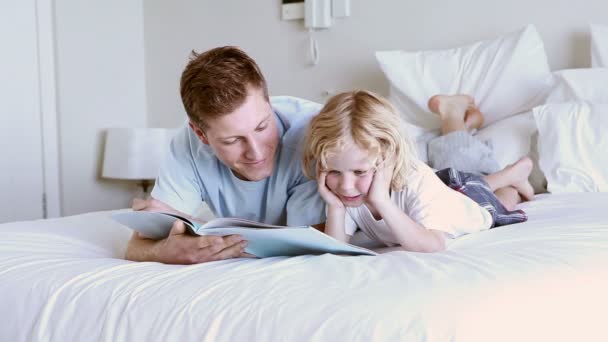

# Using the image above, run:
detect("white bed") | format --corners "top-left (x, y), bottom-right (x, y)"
top-left (1, 192), bottom-right (607, 341)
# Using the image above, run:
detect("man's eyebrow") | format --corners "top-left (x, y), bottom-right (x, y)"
top-left (256, 113), bottom-right (271, 128)
top-left (218, 113), bottom-right (272, 140)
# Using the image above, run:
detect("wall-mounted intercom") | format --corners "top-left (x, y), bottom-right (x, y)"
top-left (304, 0), bottom-right (332, 29)
top-left (281, 0), bottom-right (350, 22)
top-left (281, 0), bottom-right (351, 65)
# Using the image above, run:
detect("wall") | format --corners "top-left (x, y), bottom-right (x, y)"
top-left (54, 0), bottom-right (147, 215)
top-left (0, 0), bottom-right (44, 222)
top-left (40, 0), bottom-right (608, 216)
top-left (143, 0), bottom-right (608, 128)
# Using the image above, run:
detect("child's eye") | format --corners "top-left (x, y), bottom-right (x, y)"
top-left (354, 170), bottom-right (369, 176)
top-left (327, 170), bottom-right (340, 175)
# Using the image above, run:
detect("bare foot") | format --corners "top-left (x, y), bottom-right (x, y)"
top-left (464, 107), bottom-right (484, 130)
top-left (505, 157), bottom-right (535, 201)
top-left (427, 94), bottom-right (474, 121)
top-left (494, 186), bottom-right (521, 211)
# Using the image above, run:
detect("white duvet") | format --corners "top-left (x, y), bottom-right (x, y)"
top-left (1, 193), bottom-right (607, 342)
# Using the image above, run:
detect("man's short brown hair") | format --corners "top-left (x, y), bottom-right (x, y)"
top-left (180, 46), bottom-right (269, 128)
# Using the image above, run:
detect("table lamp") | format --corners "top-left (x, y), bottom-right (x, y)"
top-left (102, 127), bottom-right (174, 193)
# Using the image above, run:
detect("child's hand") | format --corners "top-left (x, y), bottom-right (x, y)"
top-left (367, 162), bottom-right (393, 206)
top-left (317, 171), bottom-right (345, 209)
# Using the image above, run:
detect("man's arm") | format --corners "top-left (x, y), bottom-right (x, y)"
top-left (124, 198), bottom-right (248, 264)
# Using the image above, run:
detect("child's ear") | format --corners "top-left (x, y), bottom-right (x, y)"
top-left (315, 160), bottom-right (324, 171)
top-left (315, 160), bottom-right (323, 177)
top-left (374, 157), bottom-right (386, 170)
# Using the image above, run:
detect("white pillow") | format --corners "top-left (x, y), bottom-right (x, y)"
top-left (590, 24), bottom-right (608, 67)
top-left (546, 68), bottom-right (608, 103)
top-left (475, 111), bottom-right (547, 193)
top-left (376, 24), bottom-right (551, 132)
top-left (533, 102), bottom-right (608, 193)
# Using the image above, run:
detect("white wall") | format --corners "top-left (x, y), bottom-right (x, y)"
top-left (143, 0), bottom-right (608, 128)
top-left (0, 0), bottom-right (44, 222)
top-left (54, 0), bottom-right (147, 215)
top-left (39, 0), bottom-right (608, 216)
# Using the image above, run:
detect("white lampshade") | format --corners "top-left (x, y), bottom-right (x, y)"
top-left (102, 128), bottom-right (174, 180)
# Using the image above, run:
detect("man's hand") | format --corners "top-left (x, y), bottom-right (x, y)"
top-left (149, 220), bottom-right (248, 264)
top-left (132, 197), bottom-right (181, 215)
top-left (125, 197), bottom-right (251, 264)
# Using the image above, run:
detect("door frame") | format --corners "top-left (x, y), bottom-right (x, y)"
top-left (36, 0), bottom-right (61, 218)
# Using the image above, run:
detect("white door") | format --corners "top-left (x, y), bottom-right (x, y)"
top-left (0, 0), bottom-right (45, 223)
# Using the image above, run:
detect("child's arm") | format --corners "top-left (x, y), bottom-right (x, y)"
top-left (368, 165), bottom-right (445, 252)
top-left (374, 201), bottom-right (445, 252)
top-left (317, 172), bottom-right (350, 243)
top-left (325, 205), bottom-right (349, 243)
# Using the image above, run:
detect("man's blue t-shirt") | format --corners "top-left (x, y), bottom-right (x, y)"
top-left (151, 96), bottom-right (325, 226)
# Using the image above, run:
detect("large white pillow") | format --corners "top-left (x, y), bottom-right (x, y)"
top-left (474, 111), bottom-right (547, 193)
top-left (533, 102), bottom-right (608, 193)
top-left (590, 24), bottom-right (608, 67)
top-left (546, 68), bottom-right (608, 103)
top-left (376, 24), bottom-right (551, 131)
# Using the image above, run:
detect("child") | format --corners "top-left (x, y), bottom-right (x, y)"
top-left (302, 90), bottom-right (529, 252)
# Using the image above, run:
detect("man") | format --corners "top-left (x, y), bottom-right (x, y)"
top-left (125, 46), bottom-right (325, 264)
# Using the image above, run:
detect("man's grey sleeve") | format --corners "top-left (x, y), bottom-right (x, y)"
top-left (150, 127), bottom-right (205, 216)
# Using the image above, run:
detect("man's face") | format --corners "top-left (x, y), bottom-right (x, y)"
top-left (191, 88), bottom-right (279, 181)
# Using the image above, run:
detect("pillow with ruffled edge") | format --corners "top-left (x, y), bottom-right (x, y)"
top-left (533, 102), bottom-right (608, 193)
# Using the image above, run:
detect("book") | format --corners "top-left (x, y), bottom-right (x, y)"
top-left (111, 211), bottom-right (377, 258)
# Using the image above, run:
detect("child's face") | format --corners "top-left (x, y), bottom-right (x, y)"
top-left (324, 144), bottom-right (376, 207)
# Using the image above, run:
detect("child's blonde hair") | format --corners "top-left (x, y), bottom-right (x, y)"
top-left (303, 90), bottom-right (418, 191)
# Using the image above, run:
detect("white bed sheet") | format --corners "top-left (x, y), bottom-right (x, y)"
top-left (1, 193), bottom-right (607, 342)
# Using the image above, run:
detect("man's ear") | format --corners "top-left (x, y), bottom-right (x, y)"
top-left (189, 121), bottom-right (209, 145)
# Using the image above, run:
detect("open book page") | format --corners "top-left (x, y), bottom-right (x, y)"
top-left (111, 211), bottom-right (377, 257)
top-left (111, 211), bottom-right (189, 239)
top-left (161, 212), bottom-right (202, 231)
top-left (198, 226), bottom-right (376, 257)
top-left (198, 217), bottom-right (307, 231)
